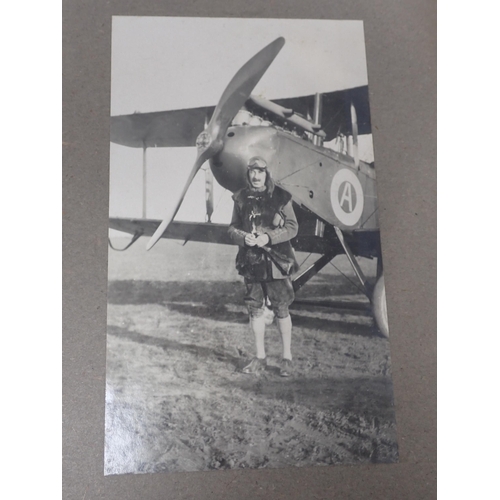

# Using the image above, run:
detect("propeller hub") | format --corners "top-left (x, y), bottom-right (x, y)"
top-left (196, 131), bottom-right (212, 150)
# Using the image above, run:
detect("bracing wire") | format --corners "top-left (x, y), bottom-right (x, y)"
top-left (297, 252), bottom-right (313, 269)
top-left (328, 260), bottom-right (367, 296)
top-left (213, 188), bottom-right (228, 215)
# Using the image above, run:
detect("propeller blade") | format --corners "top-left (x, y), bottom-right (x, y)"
top-left (146, 149), bottom-right (210, 250)
top-left (146, 37), bottom-right (285, 250)
top-left (206, 37), bottom-right (285, 144)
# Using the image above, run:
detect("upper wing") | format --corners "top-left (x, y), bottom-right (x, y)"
top-left (270, 86), bottom-right (371, 141)
top-left (110, 86), bottom-right (370, 149)
top-left (110, 106), bottom-right (215, 148)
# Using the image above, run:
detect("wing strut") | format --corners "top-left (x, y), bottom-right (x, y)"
top-left (142, 144), bottom-right (147, 218)
top-left (204, 167), bottom-right (214, 222)
top-left (312, 93), bottom-right (323, 147)
top-left (350, 102), bottom-right (359, 170)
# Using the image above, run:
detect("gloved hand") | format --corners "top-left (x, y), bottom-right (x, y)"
top-left (244, 233), bottom-right (257, 246)
top-left (254, 233), bottom-right (270, 247)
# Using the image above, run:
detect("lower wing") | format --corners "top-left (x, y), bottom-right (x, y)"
top-left (109, 217), bottom-right (379, 259)
top-left (109, 217), bottom-right (234, 246)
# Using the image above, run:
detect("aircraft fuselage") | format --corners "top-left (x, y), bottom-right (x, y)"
top-left (210, 126), bottom-right (379, 231)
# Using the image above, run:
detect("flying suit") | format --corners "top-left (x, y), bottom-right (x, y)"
top-left (228, 185), bottom-right (298, 318)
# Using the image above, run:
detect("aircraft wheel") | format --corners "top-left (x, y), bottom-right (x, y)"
top-left (372, 273), bottom-right (389, 338)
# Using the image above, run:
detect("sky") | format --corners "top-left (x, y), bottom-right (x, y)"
top-left (109, 17), bottom-right (375, 229)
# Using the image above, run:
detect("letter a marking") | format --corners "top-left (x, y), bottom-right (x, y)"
top-left (330, 169), bottom-right (364, 226)
top-left (339, 182), bottom-right (353, 213)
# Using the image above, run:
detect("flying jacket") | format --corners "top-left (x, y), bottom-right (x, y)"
top-left (228, 186), bottom-right (299, 281)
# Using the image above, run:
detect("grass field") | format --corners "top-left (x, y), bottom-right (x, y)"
top-left (105, 238), bottom-right (398, 475)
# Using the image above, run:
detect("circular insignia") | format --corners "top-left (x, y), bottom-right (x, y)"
top-left (330, 169), bottom-right (364, 226)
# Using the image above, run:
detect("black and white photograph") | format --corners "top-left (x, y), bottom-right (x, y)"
top-left (105, 16), bottom-right (398, 475)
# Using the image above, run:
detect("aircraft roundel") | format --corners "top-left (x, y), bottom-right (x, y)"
top-left (330, 169), bottom-right (364, 226)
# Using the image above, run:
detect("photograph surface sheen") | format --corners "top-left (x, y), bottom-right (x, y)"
top-left (105, 17), bottom-right (398, 475)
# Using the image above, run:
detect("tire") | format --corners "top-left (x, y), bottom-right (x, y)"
top-left (372, 273), bottom-right (389, 338)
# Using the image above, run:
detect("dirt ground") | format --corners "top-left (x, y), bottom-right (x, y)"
top-left (104, 238), bottom-right (398, 475)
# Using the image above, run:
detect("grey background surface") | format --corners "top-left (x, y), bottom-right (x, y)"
top-left (62, 1), bottom-right (436, 499)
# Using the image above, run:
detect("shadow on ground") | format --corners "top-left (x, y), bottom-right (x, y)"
top-left (107, 325), bottom-right (241, 369)
top-left (108, 324), bottom-right (394, 419)
top-left (108, 279), bottom-right (363, 306)
top-left (225, 374), bottom-right (396, 419)
top-left (291, 313), bottom-right (375, 337)
top-left (108, 280), bottom-right (244, 306)
top-left (108, 279), bottom-right (375, 334)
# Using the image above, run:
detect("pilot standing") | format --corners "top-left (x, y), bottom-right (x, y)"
top-left (228, 156), bottom-right (299, 377)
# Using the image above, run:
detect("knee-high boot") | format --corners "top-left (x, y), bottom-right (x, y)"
top-left (277, 315), bottom-right (292, 360)
top-left (250, 315), bottom-right (267, 359)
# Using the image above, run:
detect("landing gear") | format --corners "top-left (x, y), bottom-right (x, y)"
top-left (291, 226), bottom-right (390, 337)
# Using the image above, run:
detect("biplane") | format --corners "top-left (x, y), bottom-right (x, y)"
top-left (109, 37), bottom-right (389, 337)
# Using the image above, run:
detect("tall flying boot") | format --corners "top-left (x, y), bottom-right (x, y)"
top-left (277, 315), bottom-right (293, 377)
top-left (242, 314), bottom-right (267, 374)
